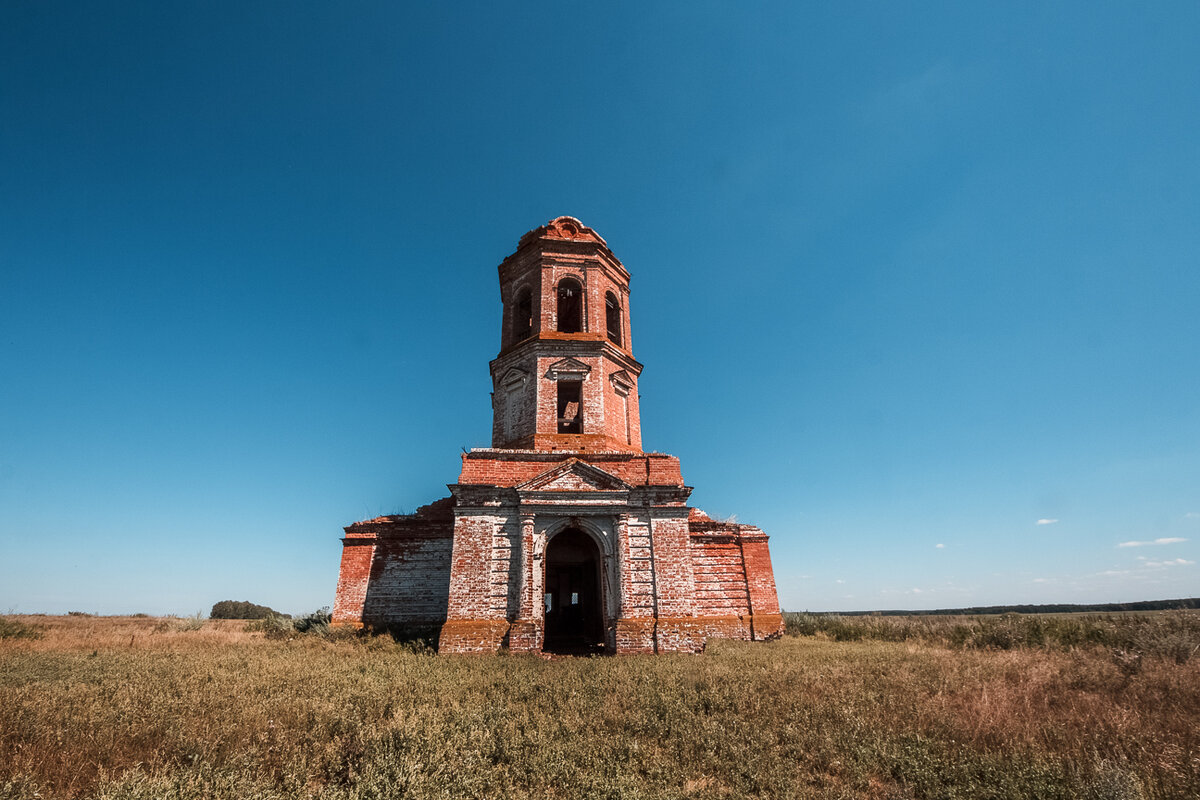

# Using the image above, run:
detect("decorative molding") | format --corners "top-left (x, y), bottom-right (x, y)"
top-left (609, 369), bottom-right (634, 396)
top-left (518, 216), bottom-right (609, 248)
top-left (545, 357), bottom-right (591, 381)
top-left (515, 458), bottom-right (632, 493)
top-left (500, 367), bottom-right (529, 390)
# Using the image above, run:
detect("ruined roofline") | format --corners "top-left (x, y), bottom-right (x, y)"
top-left (688, 507), bottom-right (766, 535)
top-left (518, 215), bottom-right (609, 249)
top-left (345, 496), bottom-right (455, 529)
top-left (501, 216), bottom-right (628, 280)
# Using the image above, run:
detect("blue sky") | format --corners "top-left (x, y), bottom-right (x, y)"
top-left (2, 3), bottom-right (1197, 615)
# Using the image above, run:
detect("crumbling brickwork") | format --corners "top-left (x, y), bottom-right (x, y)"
top-left (333, 217), bottom-right (785, 653)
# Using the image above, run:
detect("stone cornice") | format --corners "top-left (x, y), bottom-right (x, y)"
top-left (491, 337), bottom-right (643, 376)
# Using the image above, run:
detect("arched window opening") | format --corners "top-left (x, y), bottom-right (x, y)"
top-left (557, 380), bottom-right (582, 434)
top-left (556, 279), bottom-right (582, 333)
top-left (605, 292), bottom-right (622, 346)
top-left (543, 527), bottom-right (604, 654)
top-left (512, 288), bottom-right (533, 342)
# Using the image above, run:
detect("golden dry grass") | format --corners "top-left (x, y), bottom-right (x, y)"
top-left (1, 614), bottom-right (1198, 799)
top-left (1, 614), bottom-right (253, 652)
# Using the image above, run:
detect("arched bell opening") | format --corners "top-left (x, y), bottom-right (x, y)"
top-left (511, 287), bottom-right (533, 343)
top-left (556, 278), bottom-right (583, 333)
top-left (605, 291), bottom-right (622, 346)
top-left (542, 527), bottom-right (605, 654)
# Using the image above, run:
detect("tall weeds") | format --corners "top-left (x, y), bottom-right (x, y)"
top-left (1, 614), bottom-right (1198, 799)
top-left (783, 610), bottom-right (1200, 662)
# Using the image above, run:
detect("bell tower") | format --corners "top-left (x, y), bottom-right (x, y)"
top-left (489, 216), bottom-right (643, 451)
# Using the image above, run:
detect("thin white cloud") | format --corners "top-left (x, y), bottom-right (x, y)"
top-left (1096, 569), bottom-right (1131, 577)
top-left (1117, 537), bottom-right (1188, 548)
top-left (1036, 519), bottom-right (1059, 526)
top-left (935, 543), bottom-right (945, 549)
top-left (1032, 577), bottom-right (1052, 583)
top-left (834, 579), bottom-right (845, 584)
top-left (1185, 512), bottom-right (1200, 519)
top-left (1143, 558), bottom-right (1194, 568)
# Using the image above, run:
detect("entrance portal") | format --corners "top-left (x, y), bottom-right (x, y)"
top-left (542, 528), bottom-right (604, 654)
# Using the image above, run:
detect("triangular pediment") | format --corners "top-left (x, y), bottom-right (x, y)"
top-left (609, 369), bottom-right (634, 395)
top-left (497, 367), bottom-right (529, 390)
top-left (545, 358), bottom-right (591, 380)
top-left (516, 459), bottom-right (631, 493)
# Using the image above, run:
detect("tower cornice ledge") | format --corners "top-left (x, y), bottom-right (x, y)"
top-left (491, 337), bottom-right (644, 375)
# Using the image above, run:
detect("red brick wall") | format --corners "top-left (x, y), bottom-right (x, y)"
top-left (332, 504), bottom-right (454, 630)
top-left (689, 535), bottom-right (752, 617)
top-left (361, 534), bottom-right (453, 627)
top-left (648, 514), bottom-right (697, 618)
top-left (687, 516), bottom-right (785, 643)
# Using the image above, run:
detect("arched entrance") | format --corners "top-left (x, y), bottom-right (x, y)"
top-left (542, 527), bottom-right (605, 654)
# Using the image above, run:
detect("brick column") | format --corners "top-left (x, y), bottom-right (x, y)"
top-left (508, 512), bottom-right (542, 652)
top-left (613, 512), bottom-right (655, 653)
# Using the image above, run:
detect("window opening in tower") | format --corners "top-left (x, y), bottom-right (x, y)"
top-left (513, 288), bottom-right (533, 341)
top-left (605, 292), bottom-right (622, 345)
top-left (557, 380), bottom-right (582, 433)
top-left (557, 279), bottom-right (582, 333)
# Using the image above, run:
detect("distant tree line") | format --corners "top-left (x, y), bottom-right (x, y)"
top-left (823, 598), bottom-right (1200, 616)
top-left (209, 600), bottom-right (289, 620)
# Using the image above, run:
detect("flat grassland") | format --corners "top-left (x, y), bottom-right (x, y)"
top-left (1, 612), bottom-right (1198, 799)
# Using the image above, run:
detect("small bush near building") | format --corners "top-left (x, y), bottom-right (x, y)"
top-left (246, 609), bottom-right (333, 640)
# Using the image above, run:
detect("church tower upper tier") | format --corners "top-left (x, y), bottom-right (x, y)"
top-left (489, 216), bottom-right (644, 452)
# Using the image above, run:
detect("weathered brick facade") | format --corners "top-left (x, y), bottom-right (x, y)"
top-left (333, 217), bottom-right (784, 653)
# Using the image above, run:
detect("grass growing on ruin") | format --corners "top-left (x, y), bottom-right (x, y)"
top-left (1, 613), bottom-right (1198, 799)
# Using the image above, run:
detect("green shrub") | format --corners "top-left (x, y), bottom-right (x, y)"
top-left (783, 612), bottom-right (819, 636)
top-left (247, 609), bottom-right (336, 640)
top-left (292, 608), bottom-right (332, 635)
top-left (209, 600), bottom-right (288, 620)
top-left (0, 617), bottom-right (44, 640)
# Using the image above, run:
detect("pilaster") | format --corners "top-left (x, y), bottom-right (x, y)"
top-left (508, 512), bottom-right (543, 652)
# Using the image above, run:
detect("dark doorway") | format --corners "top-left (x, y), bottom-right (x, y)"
top-left (543, 528), bottom-right (604, 654)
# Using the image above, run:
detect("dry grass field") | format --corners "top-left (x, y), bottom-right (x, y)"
top-left (2, 612), bottom-right (1198, 799)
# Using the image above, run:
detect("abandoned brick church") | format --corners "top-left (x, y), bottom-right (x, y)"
top-left (332, 217), bottom-right (784, 653)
